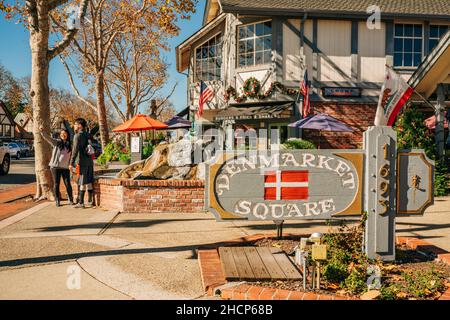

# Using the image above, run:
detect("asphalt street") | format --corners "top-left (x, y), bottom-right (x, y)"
top-left (0, 158), bottom-right (36, 191)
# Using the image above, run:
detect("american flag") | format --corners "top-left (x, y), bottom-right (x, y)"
top-left (264, 170), bottom-right (309, 201)
top-left (300, 70), bottom-right (310, 117)
top-left (198, 80), bottom-right (214, 117)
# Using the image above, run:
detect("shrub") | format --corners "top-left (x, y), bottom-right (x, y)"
top-left (96, 142), bottom-right (129, 165)
top-left (282, 138), bottom-right (316, 150)
top-left (434, 159), bottom-right (449, 196)
top-left (342, 268), bottom-right (367, 294)
top-left (143, 143), bottom-right (154, 159)
top-left (323, 262), bottom-right (349, 283)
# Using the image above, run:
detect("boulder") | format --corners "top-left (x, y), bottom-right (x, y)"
top-left (116, 139), bottom-right (205, 180)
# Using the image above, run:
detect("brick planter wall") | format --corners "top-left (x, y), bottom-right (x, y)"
top-left (303, 102), bottom-right (377, 149)
top-left (72, 178), bottom-right (205, 213)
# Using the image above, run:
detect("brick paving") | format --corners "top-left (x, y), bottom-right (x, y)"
top-left (198, 234), bottom-right (450, 300)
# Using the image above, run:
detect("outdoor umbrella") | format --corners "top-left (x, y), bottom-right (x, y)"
top-left (112, 114), bottom-right (168, 132)
top-left (164, 116), bottom-right (192, 129)
top-left (288, 113), bottom-right (353, 148)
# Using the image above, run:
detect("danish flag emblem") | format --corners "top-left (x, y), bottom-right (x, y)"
top-left (264, 170), bottom-right (309, 201)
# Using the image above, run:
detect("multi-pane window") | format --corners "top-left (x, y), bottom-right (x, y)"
top-left (394, 24), bottom-right (423, 67)
top-left (429, 25), bottom-right (449, 51)
top-left (195, 34), bottom-right (222, 81)
top-left (238, 21), bottom-right (272, 67)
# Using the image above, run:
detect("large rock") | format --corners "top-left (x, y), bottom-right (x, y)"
top-left (116, 139), bottom-right (204, 180)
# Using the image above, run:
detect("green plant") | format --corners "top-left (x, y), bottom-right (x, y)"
top-left (434, 159), bottom-right (449, 196)
top-left (323, 262), bottom-right (349, 283)
top-left (402, 268), bottom-right (445, 298)
top-left (395, 106), bottom-right (448, 196)
top-left (380, 284), bottom-right (398, 300)
top-left (342, 268), bottom-right (367, 294)
top-left (143, 143), bottom-right (154, 159)
top-left (96, 142), bottom-right (129, 165)
top-left (282, 138), bottom-right (316, 150)
top-left (118, 152), bottom-right (130, 163)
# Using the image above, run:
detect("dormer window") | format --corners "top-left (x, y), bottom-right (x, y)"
top-left (195, 33), bottom-right (222, 81)
top-left (237, 21), bottom-right (272, 67)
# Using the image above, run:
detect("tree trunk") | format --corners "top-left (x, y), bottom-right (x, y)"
top-left (95, 70), bottom-right (110, 149)
top-left (30, 4), bottom-right (54, 200)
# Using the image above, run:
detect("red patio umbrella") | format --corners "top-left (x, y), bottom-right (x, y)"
top-left (112, 114), bottom-right (168, 132)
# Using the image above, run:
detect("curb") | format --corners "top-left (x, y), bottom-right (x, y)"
top-left (198, 234), bottom-right (450, 300)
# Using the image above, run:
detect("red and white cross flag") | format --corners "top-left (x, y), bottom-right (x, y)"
top-left (374, 66), bottom-right (414, 126)
top-left (264, 170), bottom-right (309, 201)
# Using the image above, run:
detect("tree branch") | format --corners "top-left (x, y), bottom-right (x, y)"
top-left (59, 56), bottom-right (97, 112)
top-left (25, 1), bottom-right (38, 31)
top-left (156, 82), bottom-right (178, 109)
top-left (48, 29), bottom-right (77, 60)
top-left (104, 81), bottom-right (126, 122)
top-left (48, 0), bottom-right (69, 11)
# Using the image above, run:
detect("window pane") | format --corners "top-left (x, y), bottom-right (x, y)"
top-left (246, 53), bottom-right (254, 66)
top-left (263, 51), bottom-right (271, 64)
top-left (263, 36), bottom-right (271, 50)
top-left (256, 23), bottom-right (264, 36)
top-left (196, 49), bottom-right (201, 59)
top-left (255, 38), bottom-right (263, 51)
top-left (246, 39), bottom-right (254, 52)
top-left (404, 24), bottom-right (413, 37)
top-left (239, 54), bottom-right (246, 66)
top-left (239, 26), bottom-right (245, 39)
top-left (394, 38), bottom-right (403, 51)
top-left (394, 53), bottom-right (402, 66)
top-left (247, 24), bottom-right (254, 38)
top-left (429, 39), bottom-right (438, 50)
top-left (430, 25), bottom-right (439, 38)
top-left (238, 41), bottom-right (246, 54)
top-left (264, 21), bottom-right (272, 35)
top-left (255, 51), bottom-right (263, 65)
top-left (404, 39), bottom-right (412, 52)
top-left (404, 53), bottom-right (412, 67)
top-left (395, 24), bottom-right (403, 36)
top-left (414, 25), bottom-right (422, 37)
top-left (413, 53), bottom-right (421, 66)
top-left (413, 39), bottom-right (422, 53)
top-left (439, 25), bottom-right (448, 37)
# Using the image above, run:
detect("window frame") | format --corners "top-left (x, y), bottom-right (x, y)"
top-left (193, 32), bottom-right (223, 82)
top-left (428, 24), bottom-right (449, 52)
top-left (236, 19), bottom-right (273, 69)
top-left (393, 23), bottom-right (424, 69)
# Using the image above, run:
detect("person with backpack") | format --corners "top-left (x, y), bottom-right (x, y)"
top-left (39, 126), bottom-right (74, 207)
top-left (69, 118), bottom-right (95, 208)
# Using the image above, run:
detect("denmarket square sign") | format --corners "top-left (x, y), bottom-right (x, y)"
top-left (206, 126), bottom-right (434, 261)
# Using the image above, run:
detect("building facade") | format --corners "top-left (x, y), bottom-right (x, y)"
top-left (0, 101), bottom-right (15, 140)
top-left (176, 0), bottom-right (450, 149)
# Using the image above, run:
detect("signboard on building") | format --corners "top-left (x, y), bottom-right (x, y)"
top-left (322, 87), bottom-right (361, 98)
top-left (205, 126), bottom-right (435, 261)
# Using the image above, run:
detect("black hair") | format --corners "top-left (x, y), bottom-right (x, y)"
top-left (57, 129), bottom-right (72, 152)
top-left (75, 118), bottom-right (87, 129)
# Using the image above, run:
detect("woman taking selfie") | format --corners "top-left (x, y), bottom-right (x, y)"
top-left (40, 126), bottom-right (74, 206)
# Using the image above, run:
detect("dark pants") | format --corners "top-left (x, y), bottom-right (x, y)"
top-left (51, 168), bottom-right (73, 201)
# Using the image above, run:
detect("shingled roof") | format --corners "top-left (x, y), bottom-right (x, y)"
top-left (219, 0), bottom-right (450, 18)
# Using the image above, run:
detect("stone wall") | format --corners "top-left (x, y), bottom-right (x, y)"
top-left (303, 102), bottom-right (377, 149)
top-left (72, 178), bottom-right (205, 213)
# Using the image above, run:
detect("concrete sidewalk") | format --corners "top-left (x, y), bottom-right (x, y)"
top-left (0, 196), bottom-right (448, 299)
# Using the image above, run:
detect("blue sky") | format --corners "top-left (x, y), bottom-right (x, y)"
top-left (0, 0), bottom-right (205, 112)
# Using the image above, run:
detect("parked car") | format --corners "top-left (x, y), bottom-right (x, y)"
top-left (0, 141), bottom-right (10, 175)
top-left (6, 142), bottom-right (22, 160)
top-left (16, 141), bottom-right (31, 157)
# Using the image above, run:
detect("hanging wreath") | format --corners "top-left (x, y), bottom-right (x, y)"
top-left (224, 78), bottom-right (301, 102)
top-left (242, 77), bottom-right (261, 98)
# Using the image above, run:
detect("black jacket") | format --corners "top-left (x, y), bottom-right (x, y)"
top-left (70, 130), bottom-right (94, 168)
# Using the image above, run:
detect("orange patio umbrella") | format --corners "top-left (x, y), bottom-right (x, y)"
top-left (112, 114), bottom-right (168, 132)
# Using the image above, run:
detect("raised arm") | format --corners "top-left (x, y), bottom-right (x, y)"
top-left (39, 127), bottom-right (58, 147)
